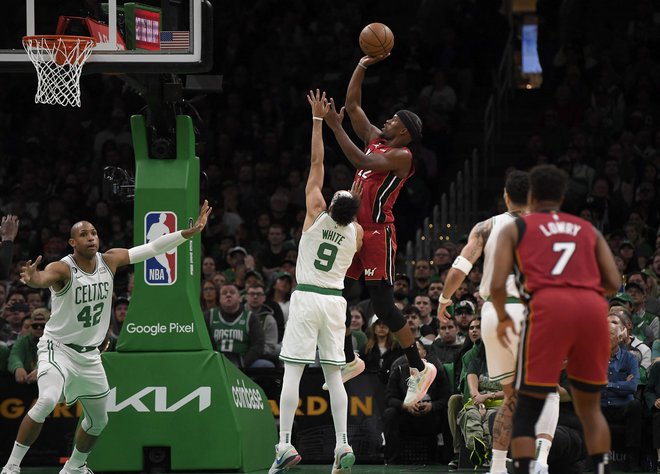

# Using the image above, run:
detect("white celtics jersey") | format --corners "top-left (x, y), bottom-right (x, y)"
top-left (479, 212), bottom-right (520, 300)
top-left (296, 212), bottom-right (358, 290)
top-left (43, 253), bottom-right (114, 347)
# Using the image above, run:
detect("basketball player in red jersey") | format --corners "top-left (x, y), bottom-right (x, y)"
top-left (490, 165), bottom-right (620, 474)
top-left (323, 53), bottom-right (436, 407)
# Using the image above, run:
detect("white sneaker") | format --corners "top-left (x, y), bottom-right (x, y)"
top-left (268, 443), bottom-right (301, 474)
top-left (331, 444), bottom-right (355, 473)
top-left (403, 361), bottom-right (437, 407)
top-left (59, 461), bottom-right (94, 474)
top-left (1, 464), bottom-right (20, 474)
top-left (322, 356), bottom-right (365, 391)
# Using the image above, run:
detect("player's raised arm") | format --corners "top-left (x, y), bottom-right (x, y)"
top-left (345, 55), bottom-right (388, 144)
top-left (104, 200), bottom-right (212, 269)
top-left (303, 89), bottom-right (330, 230)
top-left (20, 256), bottom-right (70, 290)
top-left (437, 219), bottom-right (492, 322)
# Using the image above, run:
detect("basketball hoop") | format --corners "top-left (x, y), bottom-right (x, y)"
top-left (22, 35), bottom-right (96, 107)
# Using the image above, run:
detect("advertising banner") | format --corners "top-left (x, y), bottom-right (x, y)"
top-left (117, 115), bottom-right (211, 352)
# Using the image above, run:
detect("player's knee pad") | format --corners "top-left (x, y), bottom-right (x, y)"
top-left (512, 393), bottom-right (546, 439)
top-left (27, 387), bottom-right (61, 423)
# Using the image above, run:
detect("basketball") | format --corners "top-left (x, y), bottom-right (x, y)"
top-left (359, 23), bottom-right (394, 57)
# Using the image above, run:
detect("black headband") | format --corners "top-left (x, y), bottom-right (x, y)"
top-left (396, 109), bottom-right (423, 141)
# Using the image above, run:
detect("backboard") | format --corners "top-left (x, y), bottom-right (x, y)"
top-left (0, 0), bottom-right (212, 74)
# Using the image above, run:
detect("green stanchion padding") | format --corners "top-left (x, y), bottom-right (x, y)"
top-left (89, 351), bottom-right (276, 472)
top-left (117, 115), bottom-right (211, 352)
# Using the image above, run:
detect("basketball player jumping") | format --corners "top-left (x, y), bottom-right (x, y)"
top-left (491, 165), bottom-right (620, 474)
top-left (437, 171), bottom-right (559, 474)
top-left (1, 201), bottom-right (211, 474)
top-left (269, 90), bottom-right (363, 474)
top-left (323, 53), bottom-right (436, 406)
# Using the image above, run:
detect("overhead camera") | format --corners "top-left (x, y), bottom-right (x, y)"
top-left (103, 166), bottom-right (135, 202)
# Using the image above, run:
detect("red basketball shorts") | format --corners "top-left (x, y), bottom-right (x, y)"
top-left (515, 287), bottom-right (609, 393)
top-left (346, 223), bottom-right (396, 283)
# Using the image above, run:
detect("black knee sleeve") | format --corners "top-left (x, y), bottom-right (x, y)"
top-left (366, 280), bottom-right (406, 332)
top-left (512, 394), bottom-right (546, 438)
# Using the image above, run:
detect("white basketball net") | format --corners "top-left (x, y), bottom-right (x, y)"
top-left (22, 36), bottom-right (96, 107)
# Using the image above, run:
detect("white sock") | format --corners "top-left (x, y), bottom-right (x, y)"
top-left (491, 448), bottom-right (508, 472)
top-left (535, 438), bottom-right (551, 466)
top-left (278, 363), bottom-right (305, 447)
top-left (68, 446), bottom-right (90, 468)
top-left (7, 441), bottom-right (30, 467)
top-left (322, 364), bottom-right (349, 450)
top-left (279, 431), bottom-right (292, 446)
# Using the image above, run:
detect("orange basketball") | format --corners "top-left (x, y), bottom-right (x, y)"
top-left (359, 23), bottom-right (394, 57)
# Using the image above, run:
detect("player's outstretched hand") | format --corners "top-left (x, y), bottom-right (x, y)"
top-left (183, 200), bottom-right (212, 238)
top-left (437, 302), bottom-right (452, 324)
top-left (324, 98), bottom-right (345, 130)
top-left (350, 180), bottom-right (363, 201)
top-left (307, 89), bottom-right (330, 119)
top-left (20, 256), bottom-right (42, 285)
top-left (359, 53), bottom-right (390, 69)
top-left (496, 316), bottom-right (517, 348)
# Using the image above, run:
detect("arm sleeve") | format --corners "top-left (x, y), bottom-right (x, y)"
top-left (128, 231), bottom-right (187, 264)
top-left (0, 240), bottom-right (14, 279)
top-left (243, 313), bottom-right (265, 369)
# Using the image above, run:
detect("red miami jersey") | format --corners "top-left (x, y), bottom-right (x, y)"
top-left (514, 211), bottom-right (604, 298)
top-left (354, 138), bottom-right (414, 225)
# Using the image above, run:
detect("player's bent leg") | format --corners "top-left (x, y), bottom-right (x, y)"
top-left (533, 391), bottom-right (560, 472)
top-left (322, 363), bottom-right (356, 473)
top-left (511, 391), bottom-right (546, 474)
top-left (569, 386), bottom-right (610, 457)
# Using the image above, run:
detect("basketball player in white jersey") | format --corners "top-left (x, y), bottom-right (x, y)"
top-left (437, 171), bottom-right (559, 474)
top-left (1, 202), bottom-right (211, 474)
top-left (269, 90), bottom-right (364, 474)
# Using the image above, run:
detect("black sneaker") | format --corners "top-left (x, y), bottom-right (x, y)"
top-left (448, 454), bottom-right (459, 470)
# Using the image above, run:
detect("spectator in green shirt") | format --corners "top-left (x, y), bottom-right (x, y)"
top-left (8, 308), bottom-right (49, 384)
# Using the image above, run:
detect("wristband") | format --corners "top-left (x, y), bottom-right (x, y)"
top-left (439, 294), bottom-right (452, 305)
top-left (357, 63), bottom-right (367, 70)
top-left (312, 117), bottom-right (323, 121)
top-left (452, 255), bottom-right (473, 275)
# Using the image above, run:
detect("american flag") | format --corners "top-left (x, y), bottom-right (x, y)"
top-left (159, 31), bottom-right (190, 51)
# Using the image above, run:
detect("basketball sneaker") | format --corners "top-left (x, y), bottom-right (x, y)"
top-left (1, 464), bottom-right (20, 474)
top-left (331, 444), bottom-right (355, 473)
top-left (268, 443), bottom-right (301, 474)
top-left (403, 361), bottom-right (437, 407)
top-left (59, 461), bottom-right (94, 474)
top-left (322, 355), bottom-right (365, 391)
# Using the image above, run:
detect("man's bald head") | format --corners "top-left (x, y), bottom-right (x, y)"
top-left (70, 221), bottom-right (95, 238)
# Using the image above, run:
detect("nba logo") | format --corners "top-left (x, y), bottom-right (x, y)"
top-left (144, 211), bottom-right (177, 285)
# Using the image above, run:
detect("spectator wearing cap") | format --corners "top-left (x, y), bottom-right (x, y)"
top-left (268, 271), bottom-right (292, 326)
top-left (627, 271), bottom-right (660, 316)
top-left (360, 315), bottom-right (403, 385)
top-left (8, 308), bottom-right (49, 384)
top-left (257, 223), bottom-right (296, 282)
top-left (453, 299), bottom-right (476, 345)
top-left (0, 298), bottom-right (30, 347)
top-left (610, 291), bottom-right (634, 312)
top-left (626, 281), bottom-right (659, 345)
top-left (410, 259), bottom-right (432, 299)
top-left (223, 246), bottom-right (249, 284)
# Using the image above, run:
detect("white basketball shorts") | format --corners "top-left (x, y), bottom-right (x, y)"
top-left (280, 289), bottom-right (346, 366)
top-left (480, 299), bottom-right (527, 385)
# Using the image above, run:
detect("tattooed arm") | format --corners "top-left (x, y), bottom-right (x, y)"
top-left (437, 219), bottom-right (492, 322)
